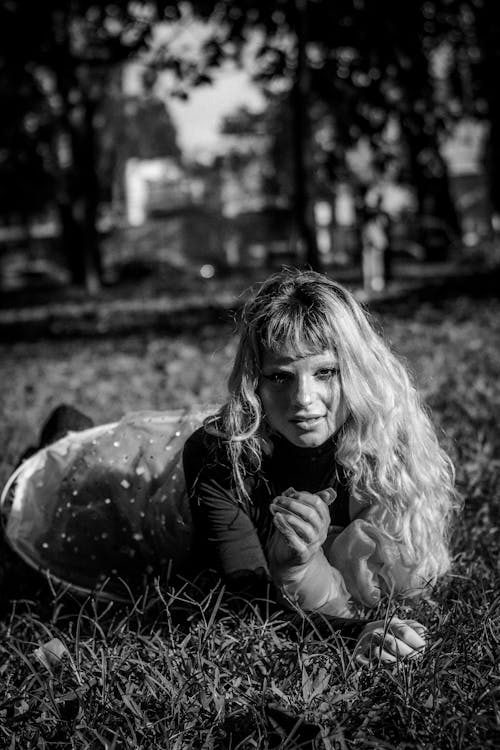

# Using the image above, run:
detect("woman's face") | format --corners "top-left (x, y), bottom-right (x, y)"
top-left (258, 346), bottom-right (349, 448)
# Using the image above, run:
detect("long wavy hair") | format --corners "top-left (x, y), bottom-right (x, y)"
top-left (205, 268), bottom-right (459, 586)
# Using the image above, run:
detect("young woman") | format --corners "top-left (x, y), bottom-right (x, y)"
top-left (182, 269), bottom-right (458, 662)
top-left (1, 269), bottom-right (458, 663)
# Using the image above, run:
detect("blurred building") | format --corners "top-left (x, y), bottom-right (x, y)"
top-left (215, 116), bottom-right (300, 268)
top-left (124, 158), bottom-right (186, 226)
top-left (105, 62), bottom-right (225, 277)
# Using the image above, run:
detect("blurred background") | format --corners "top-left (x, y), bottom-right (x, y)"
top-left (1, 0), bottom-right (499, 334)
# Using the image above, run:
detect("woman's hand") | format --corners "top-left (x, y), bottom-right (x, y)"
top-left (354, 618), bottom-right (428, 666)
top-left (270, 487), bottom-right (335, 568)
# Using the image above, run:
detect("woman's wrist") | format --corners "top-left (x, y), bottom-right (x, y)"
top-left (270, 548), bottom-right (353, 618)
top-left (269, 553), bottom-right (313, 586)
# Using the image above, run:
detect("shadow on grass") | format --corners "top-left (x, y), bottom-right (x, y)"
top-left (0, 263), bottom-right (499, 342)
top-left (371, 264), bottom-right (500, 319)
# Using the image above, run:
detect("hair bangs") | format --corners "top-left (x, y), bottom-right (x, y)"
top-left (257, 301), bottom-right (332, 356)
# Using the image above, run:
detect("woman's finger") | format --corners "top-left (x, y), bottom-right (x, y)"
top-left (272, 498), bottom-right (327, 536)
top-left (272, 493), bottom-right (330, 531)
top-left (377, 633), bottom-right (415, 659)
top-left (284, 486), bottom-right (333, 510)
top-left (354, 652), bottom-right (370, 667)
top-left (272, 507), bottom-right (321, 545)
top-left (317, 488), bottom-right (337, 506)
top-left (358, 641), bottom-right (412, 666)
top-left (273, 512), bottom-right (309, 554)
top-left (358, 644), bottom-right (397, 665)
top-left (389, 621), bottom-right (427, 652)
top-left (404, 620), bottom-right (429, 640)
top-left (373, 647), bottom-right (398, 664)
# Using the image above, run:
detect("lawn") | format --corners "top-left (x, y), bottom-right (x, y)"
top-left (0, 292), bottom-right (499, 748)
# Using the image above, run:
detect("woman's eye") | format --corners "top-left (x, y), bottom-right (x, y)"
top-left (316, 368), bottom-right (339, 380)
top-left (264, 372), bottom-right (291, 385)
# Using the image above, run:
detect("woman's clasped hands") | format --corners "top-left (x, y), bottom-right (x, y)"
top-left (269, 486), bottom-right (334, 567)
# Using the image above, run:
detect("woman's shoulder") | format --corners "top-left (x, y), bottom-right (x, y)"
top-left (182, 422), bottom-right (229, 472)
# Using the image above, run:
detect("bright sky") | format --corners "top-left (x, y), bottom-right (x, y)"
top-left (146, 15), bottom-right (266, 162)
top-left (167, 66), bottom-right (265, 161)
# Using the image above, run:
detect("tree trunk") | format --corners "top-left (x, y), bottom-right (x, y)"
top-left (291, 0), bottom-right (320, 271)
top-left (80, 96), bottom-right (103, 292)
top-left (55, 124), bottom-right (102, 290)
top-left (59, 98), bottom-right (103, 293)
top-left (57, 201), bottom-right (87, 285)
top-left (477, 4), bottom-right (500, 216)
top-left (52, 8), bottom-right (102, 290)
top-left (405, 128), bottom-right (460, 259)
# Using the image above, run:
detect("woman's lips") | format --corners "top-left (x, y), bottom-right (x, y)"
top-left (290, 415), bottom-right (324, 430)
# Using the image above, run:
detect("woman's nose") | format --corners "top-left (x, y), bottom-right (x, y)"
top-left (292, 375), bottom-right (314, 407)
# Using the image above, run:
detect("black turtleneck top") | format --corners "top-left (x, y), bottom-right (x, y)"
top-left (183, 427), bottom-right (369, 643)
top-left (182, 426), bottom-right (351, 579)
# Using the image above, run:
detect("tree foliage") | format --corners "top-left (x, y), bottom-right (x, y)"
top-left (183, 1), bottom-right (467, 235)
top-left (1, 1), bottom-right (497, 286)
top-left (0, 1), bottom-right (175, 287)
top-left (152, 1), bottom-right (488, 262)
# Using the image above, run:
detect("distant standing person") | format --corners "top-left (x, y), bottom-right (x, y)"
top-left (362, 200), bottom-right (390, 294)
top-left (2, 269), bottom-right (459, 664)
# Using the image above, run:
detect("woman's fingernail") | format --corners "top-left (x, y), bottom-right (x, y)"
top-left (274, 512), bottom-right (288, 530)
top-left (325, 489), bottom-right (336, 505)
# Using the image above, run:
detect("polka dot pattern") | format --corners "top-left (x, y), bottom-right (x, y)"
top-left (3, 406), bottom-right (217, 598)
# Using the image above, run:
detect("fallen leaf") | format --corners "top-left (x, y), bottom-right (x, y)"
top-left (33, 637), bottom-right (69, 672)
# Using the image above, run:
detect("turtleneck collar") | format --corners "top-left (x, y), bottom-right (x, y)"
top-left (270, 431), bottom-right (337, 460)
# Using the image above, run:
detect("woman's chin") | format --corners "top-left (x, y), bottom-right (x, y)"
top-left (294, 436), bottom-right (326, 448)
top-left (286, 427), bottom-right (331, 449)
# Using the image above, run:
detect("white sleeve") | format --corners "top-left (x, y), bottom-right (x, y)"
top-left (326, 513), bottom-right (424, 606)
top-left (269, 548), bottom-right (354, 618)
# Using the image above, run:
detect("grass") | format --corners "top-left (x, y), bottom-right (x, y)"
top-left (0, 292), bottom-right (499, 748)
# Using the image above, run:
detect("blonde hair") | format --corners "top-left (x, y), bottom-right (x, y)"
top-left (205, 268), bottom-right (459, 587)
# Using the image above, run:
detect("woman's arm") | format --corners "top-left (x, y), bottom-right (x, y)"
top-left (328, 504), bottom-right (429, 605)
top-left (184, 434), bottom-right (427, 663)
top-left (269, 488), bottom-right (428, 662)
top-left (183, 432), bottom-right (269, 578)
top-left (267, 488), bottom-right (353, 617)
top-left (182, 432), bottom-right (363, 632)
top-left (269, 548), bottom-right (354, 618)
